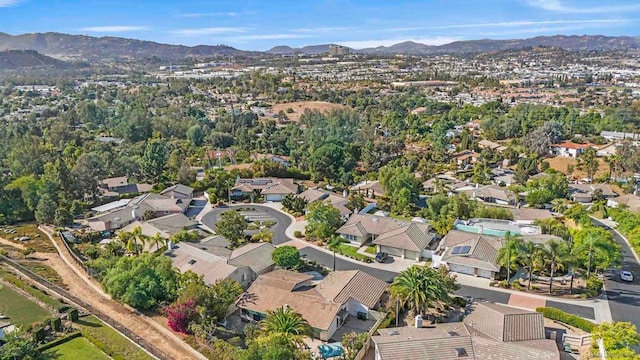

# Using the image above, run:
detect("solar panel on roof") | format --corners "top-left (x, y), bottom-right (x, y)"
top-left (451, 245), bottom-right (471, 255)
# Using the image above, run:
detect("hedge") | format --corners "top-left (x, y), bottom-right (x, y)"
top-left (38, 332), bottom-right (82, 352)
top-left (535, 307), bottom-right (596, 333)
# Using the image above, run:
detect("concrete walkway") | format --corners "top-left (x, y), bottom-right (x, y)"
top-left (455, 273), bottom-right (612, 323)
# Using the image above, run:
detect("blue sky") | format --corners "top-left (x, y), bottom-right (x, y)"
top-left (1, 0), bottom-right (639, 50)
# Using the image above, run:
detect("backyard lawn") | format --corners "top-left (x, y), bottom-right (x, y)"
top-left (74, 315), bottom-right (153, 360)
top-left (0, 284), bottom-right (50, 327)
top-left (45, 336), bottom-right (111, 360)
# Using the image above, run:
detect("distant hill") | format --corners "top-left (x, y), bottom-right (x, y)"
top-left (0, 49), bottom-right (70, 70)
top-left (266, 43), bottom-right (354, 55)
top-left (0, 32), bottom-right (253, 61)
top-left (358, 35), bottom-right (640, 54)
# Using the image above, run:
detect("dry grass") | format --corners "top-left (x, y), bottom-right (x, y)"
top-left (271, 101), bottom-right (347, 122)
top-left (0, 223), bottom-right (55, 253)
top-left (544, 156), bottom-right (609, 179)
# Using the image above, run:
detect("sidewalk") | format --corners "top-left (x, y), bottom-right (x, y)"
top-left (455, 273), bottom-right (612, 323)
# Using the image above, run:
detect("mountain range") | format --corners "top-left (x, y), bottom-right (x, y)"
top-left (0, 32), bottom-right (639, 62)
top-left (0, 49), bottom-right (71, 70)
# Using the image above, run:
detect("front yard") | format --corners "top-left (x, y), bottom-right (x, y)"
top-left (336, 243), bottom-right (372, 262)
top-left (44, 336), bottom-right (111, 360)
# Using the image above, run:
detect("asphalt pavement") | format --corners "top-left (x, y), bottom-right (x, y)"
top-left (200, 204), bottom-right (292, 245)
top-left (592, 219), bottom-right (640, 331)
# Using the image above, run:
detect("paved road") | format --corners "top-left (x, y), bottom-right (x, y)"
top-left (299, 246), bottom-right (591, 314)
top-left (200, 205), bottom-right (292, 245)
top-left (591, 218), bottom-right (640, 330)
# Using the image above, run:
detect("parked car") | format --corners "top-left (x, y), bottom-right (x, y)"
top-left (375, 252), bottom-right (388, 263)
top-left (621, 270), bottom-right (634, 282)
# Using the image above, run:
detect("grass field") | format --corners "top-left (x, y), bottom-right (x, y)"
top-left (0, 284), bottom-right (50, 327)
top-left (75, 315), bottom-right (153, 360)
top-left (45, 336), bottom-right (111, 360)
top-left (365, 245), bottom-right (378, 255)
top-left (337, 243), bottom-right (371, 261)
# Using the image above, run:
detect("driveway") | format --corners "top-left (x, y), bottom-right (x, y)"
top-left (200, 204), bottom-right (292, 245)
top-left (591, 217), bottom-right (640, 334)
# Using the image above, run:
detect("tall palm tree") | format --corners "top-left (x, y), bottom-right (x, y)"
top-left (327, 236), bottom-right (343, 271)
top-left (496, 233), bottom-right (523, 284)
top-left (541, 240), bottom-right (570, 294)
top-left (576, 234), bottom-right (608, 278)
top-left (389, 266), bottom-right (451, 317)
top-left (260, 307), bottom-right (311, 347)
top-left (129, 226), bottom-right (147, 255)
top-left (520, 241), bottom-right (542, 290)
top-left (149, 233), bottom-right (165, 252)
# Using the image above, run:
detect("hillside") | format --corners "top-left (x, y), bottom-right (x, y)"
top-left (0, 32), bottom-right (253, 61)
top-left (0, 49), bottom-right (70, 70)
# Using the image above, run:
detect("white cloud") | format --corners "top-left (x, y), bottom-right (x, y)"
top-left (380, 18), bottom-right (633, 32)
top-left (168, 27), bottom-right (249, 36)
top-left (0, 0), bottom-right (21, 7)
top-left (529, 0), bottom-right (640, 14)
top-left (294, 26), bottom-right (357, 33)
top-left (337, 36), bottom-right (461, 49)
top-left (176, 11), bottom-right (257, 18)
top-left (80, 26), bottom-right (150, 33)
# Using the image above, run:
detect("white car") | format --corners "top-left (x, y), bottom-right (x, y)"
top-left (621, 271), bottom-right (634, 282)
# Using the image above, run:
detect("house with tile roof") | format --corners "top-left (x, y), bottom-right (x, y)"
top-left (298, 188), bottom-right (354, 219)
top-left (336, 214), bottom-right (437, 261)
top-left (372, 302), bottom-right (560, 360)
top-left (463, 184), bottom-right (516, 206)
top-left (608, 193), bottom-right (640, 212)
top-left (236, 269), bottom-right (388, 341)
top-left (568, 183), bottom-right (617, 203)
top-left (231, 178), bottom-right (299, 202)
top-left (120, 213), bottom-right (197, 240)
top-left (165, 241), bottom-right (275, 289)
top-left (99, 176), bottom-right (153, 197)
top-left (440, 230), bottom-right (504, 279)
top-left (160, 184), bottom-right (194, 199)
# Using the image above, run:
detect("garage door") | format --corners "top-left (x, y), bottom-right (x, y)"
top-left (380, 245), bottom-right (403, 257)
top-left (478, 269), bottom-right (493, 279)
top-left (449, 263), bottom-right (475, 276)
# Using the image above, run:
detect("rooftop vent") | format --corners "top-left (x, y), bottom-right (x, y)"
top-left (188, 259), bottom-right (197, 265)
top-left (455, 347), bottom-right (468, 357)
top-left (447, 331), bottom-right (459, 337)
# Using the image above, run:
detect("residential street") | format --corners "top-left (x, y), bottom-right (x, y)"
top-left (591, 218), bottom-right (640, 332)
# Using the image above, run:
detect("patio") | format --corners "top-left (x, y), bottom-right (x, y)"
top-left (330, 314), bottom-right (377, 342)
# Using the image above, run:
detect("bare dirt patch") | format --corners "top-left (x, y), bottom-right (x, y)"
top-left (271, 101), bottom-right (347, 122)
top-left (544, 156), bottom-right (609, 179)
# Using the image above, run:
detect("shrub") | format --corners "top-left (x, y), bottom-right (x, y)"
top-left (489, 281), bottom-right (497, 287)
top-left (512, 281), bottom-right (522, 290)
top-left (293, 230), bottom-right (302, 238)
top-left (586, 276), bottom-right (603, 293)
top-left (67, 308), bottom-right (79, 322)
top-left (536, 307), bottom-right (596, 332)
top-left (164, 299), bottom-right (197, 334)
top-left (32, 327), bottom-right (46, 342)
top-left (50, 317), bottom-right (62, 332)
top-left (452, 296), bottom-right (467, 308)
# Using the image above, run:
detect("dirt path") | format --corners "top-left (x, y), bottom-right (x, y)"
top-left (0, 236), bottom-right (25, 250)
top-left (37, 226), bottom-right (205, 360)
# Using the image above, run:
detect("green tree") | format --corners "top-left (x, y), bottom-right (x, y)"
top-left (0, 330), bottom-right (46, 360)
top-left (34, 193), bottom-right (56, 224)
top-left (53, 206), bottom-right (73, 226)
top-left (271, 246), bottom-right (301, 269)
top-left (573, 227), bottom-right (619, 277)
top-left (260, 306), bottom-right (311, 337)
top-left (141, 139), bottom-right (168, 181)
top-left (519, 241), bottom-right (543, 290)
top-left (251, 229), bottom-right (274, 243)
top-left (215, 210), bottom-right (248, 248)
top-left (281, 193), bottom-right (307, 214)
top-left (389, 265), bottom-right (453, 317)
top-left (541, 239), bottom-right (570, 294)
top-left (327, 236), bottom-right (343, 271)
top-left (592, 322), bottom-right (640, 352)
top-left (305, 201), bottom-right (342, 240)
top-left (186, 124), bottom-right (205, 147)
top-left (496, 233), bottom-right (523, 284)
top-left (102, 253), bottom-right (179, 310)
top-left (378, 165), bottom-right (421, 214)
top-left (577, 147), bottom-right (599, 181)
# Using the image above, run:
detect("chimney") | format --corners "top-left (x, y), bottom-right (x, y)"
top-left (415, 314), bottom-right (423, 328)
top-left (343, 190), bottom-right (348, 197)
top-left (167, 240), bottom-right (173, 250)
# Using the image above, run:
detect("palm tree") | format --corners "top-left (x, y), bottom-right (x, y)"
top-left (541, 240), bottom-right (570, 294)
top-left (129, 226), bottom-right (147, 255)
top-left (496, 233), bottom-right (523, 284)
top-left (576, 234), bottom-right (608, 278)
top-left (149, 233), bottom-right (165, 252)
top-left (520, 241), bottom-right (542, 290)
top-left (260, 307), bottom-right (311, 347)
top-left (327, 236), bottom-right (343, 271)
top-left (389, 266), bottom-right (451, 318)
top-left (507, 185), bottom-right (521, 208)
